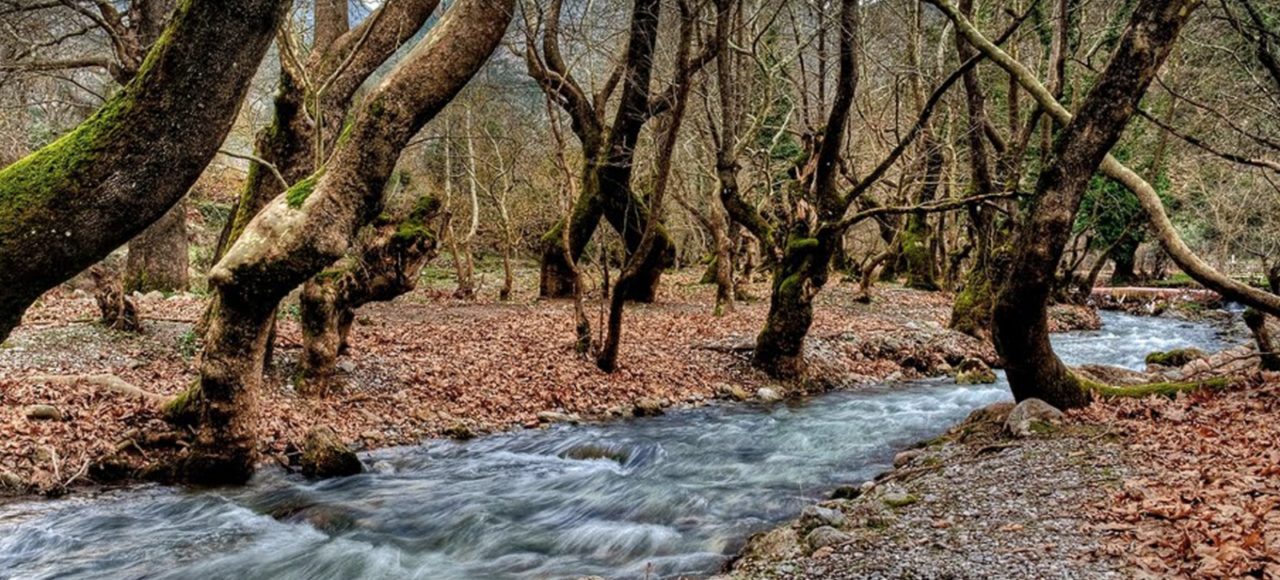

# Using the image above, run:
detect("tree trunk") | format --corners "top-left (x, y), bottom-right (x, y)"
top-left (183, 0), bottom-right (513, 483)
top-left (537, 0), bottom-right (676, 303)
top-left (89, 265), bottom-right (142, 332)
top-left (987, 0), bottom-right (1196, 409)
top-left (125, 199), bottom-right (189, 292)
top-left (753, 232), bottom-right (837, 377)
top-left (903, 136), bottom-right (944, 291)
top-left (1243, 308), bottom-right (1280, 371)
top-left (1108, 237), bottom-right (1139, 285)
top-left (0, 0), bottom-right (287, 342)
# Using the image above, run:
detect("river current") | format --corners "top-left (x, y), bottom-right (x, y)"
top-left (0, 311), bottom-right (1234, 579)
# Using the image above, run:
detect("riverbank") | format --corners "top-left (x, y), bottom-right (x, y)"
top-left (0, 269), bottom-right (1096, 498)
top-left (720, 374), bottom-right (1280, 578)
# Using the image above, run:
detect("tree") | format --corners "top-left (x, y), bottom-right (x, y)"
top-left (932, 0), bottom-right (1200, 409)
top-left (523, 0), bottom-right (714, 303)
top-left (0, 0), bottom-right (287, 342)
top-left (183, 0), bottom-right (515, 484)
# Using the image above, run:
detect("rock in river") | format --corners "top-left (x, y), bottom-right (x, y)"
top-left (301, 426), bottom-right (363, 478)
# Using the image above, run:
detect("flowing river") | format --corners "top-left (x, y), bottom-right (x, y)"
top-left (0, 311), bottom-right (1236, 579)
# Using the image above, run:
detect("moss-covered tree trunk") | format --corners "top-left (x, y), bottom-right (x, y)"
top-left (533, 0), bottom-right (677, 303)
top-left (903, 135), bottom-right (944, 291)
top-left (299, 190), bottom-right (442, 395)
top-left (1108, 235), bottom-right (1140, 285)
top-left (184, 0), bottom-right (513, 483)
top-left (753, 232), bottom-right (837, 377)
top-left (752, 0), bottom-right (859, 378)
top-left (988, 0), bottom-right (1197, 409)
top-left (0, 0), bottom-right (286, 342)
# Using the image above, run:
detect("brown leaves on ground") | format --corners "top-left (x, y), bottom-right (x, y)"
top-left (1081, 375), bottom-right (1280, 578)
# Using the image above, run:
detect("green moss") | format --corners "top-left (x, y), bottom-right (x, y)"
top-left (0, 91), bottom-right (130, 236)
top-left (163, 382), bottom-right (202, 425)
top-left (883, 494), bottom-right (919, 508)
top-left (1079, 374), bottom-right (1231, 398)
top-left (786, 236), bottom-right (819, 253)
top-left (1143, 348), bottom-right (1206, 367)
top-left (286, 172), bottom-right (321, 209)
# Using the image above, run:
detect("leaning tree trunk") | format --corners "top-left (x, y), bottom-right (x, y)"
top-left (125, 199), bottom-right (189, 292)
top-left (299, 191), bottom-right (442, 395)
top-left (986, 0), bottom-right (1197, 409)
top-left (0, 0), bottom-right (286, 342)
top-left (183, 0), bottom-right (513, 484)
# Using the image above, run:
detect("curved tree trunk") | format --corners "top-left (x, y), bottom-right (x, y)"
top-left (0, 0), bottom-right (287, 342)
top-left (983, 0), bottom-right (1197, 409)
top-left (183, 0), bottom-right (514, 484)
top-left (300, 190), bottom-right (442, 395)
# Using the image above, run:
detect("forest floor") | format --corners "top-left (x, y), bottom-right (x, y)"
top-left (721, 374), bottom-right (1280, 579)
top-left (0, 266), bottom-right (1097, 498)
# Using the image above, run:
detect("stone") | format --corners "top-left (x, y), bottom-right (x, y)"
top-left (799, 505), bottom-right (848, 531)
top-left (536, 411), bottom-right (581, 424)
top-left (805, 526), bottom-right (853, 550)
top-left (25, 404), bottom-right (62, 421)
top-left (1144, 348), bottom-right (1207, 368)
top-left (720, 384), bottom-right (752, 402)
top-left (1004, 398), bottom-right (1066, 438)
top-left (893, 449), bottom-right (924, 468)
top-left (756, 387), bottom-right (783, 403)
top-left (0, 470), bottom-right (24, 490)
top-left (830, 485), bottom-right (862, 500)
top-left (954, 358), bottom-right (997, 385)
top-left (633, 397), bottom-right (664, 417)
top-left (882, 492), bottom-right (919, 508)
top-left (443, 421), bottom-right (475, 440)
top-left (300, 426), bottom-right (363, 478)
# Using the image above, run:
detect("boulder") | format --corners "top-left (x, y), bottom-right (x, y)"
top-left (804, 526), bottom-right (853, 550)
top-left (1003, 398), bottom-right (1065, 438)
top-left (25, 404), bottom-right (62, 421)
top-left (300, 426), bottom-right (363, 478)
top-left (893, 449), bottom-right (924, 468)
top-left (954, 358), bottom-right (997, 385)
top-left (756, 387), bottom-right (783, 403)
top-left (799, 505), bottom-right (847, 531)
top-left (443, 421), bottom-right (475, 440)
top-left (633, 398), bottom-right (664, 417)
top-left (1075, 364), bottom-right (1152, 386)
top-left (718, 384), bottom-right (753, 402)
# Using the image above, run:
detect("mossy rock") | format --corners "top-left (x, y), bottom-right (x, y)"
top-left (300, 426), bottom-right (363, 478)
top-left (954, 357), bottom-right (997, 385)
top-left (1143, 348), bottom-right (1207, 367)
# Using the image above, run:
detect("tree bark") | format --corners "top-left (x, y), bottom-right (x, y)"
top-left (983, 0), bottom-right (1197, 409)
top-left (183, 0), bottom-right (514, 484)
top-left (300, 188), bottom-right (442, 395)
top-left (0, 0), bottom-right (287, 342)
top-left (532, 0), bottom-right (680, 303)
top-left (125, 199), bottom-right (189, 292)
